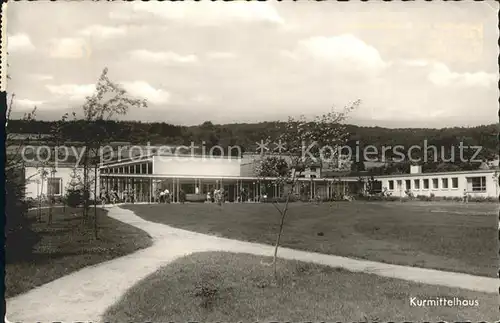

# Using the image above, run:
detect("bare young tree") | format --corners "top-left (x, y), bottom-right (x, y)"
top-left (72, 67), bottom-right (147, 236)
top-left (256, 100), bottom-right (360, 281)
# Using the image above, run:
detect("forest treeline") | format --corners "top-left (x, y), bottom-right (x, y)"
top-left (7, 119), bottom-right (498, 174)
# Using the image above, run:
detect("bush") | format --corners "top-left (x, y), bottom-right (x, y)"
top-left (66, 189), bottom-right (83, 208)
top-left (24, 197), bottom-right (38, 209)
top-left (416, 195), bottom-right (429, 201)
top-left (356, 195), bottom-right (400, 202)
top-left (443, 196), bottom-right (462, 202)
top-left (321, 197), bottom-right (349, 202)
top-left (468, 196), bottom-right (497, 203)
top-left (5, 168), bottom-right (42, 264)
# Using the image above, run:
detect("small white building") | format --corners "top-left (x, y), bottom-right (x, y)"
top-left (377, 165), bottom-right (499, 198)
top-left (24, 163), bottom-right (99, 200)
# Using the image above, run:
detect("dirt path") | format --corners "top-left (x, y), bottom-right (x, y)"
top-left (7, 205), bottom-right (498, 323)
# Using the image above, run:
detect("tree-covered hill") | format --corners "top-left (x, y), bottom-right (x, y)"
top-left (7, 119), bottom-right (498, 171)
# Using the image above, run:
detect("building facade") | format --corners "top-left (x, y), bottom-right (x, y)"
top-left (23, 155), bottom-right (499, 202)
top-left (379, 165), bottom-right (498, 198)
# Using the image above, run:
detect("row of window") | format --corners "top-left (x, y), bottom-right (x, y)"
top-left (100, 162), bottom-right (153, 175)
top-left (387, 176), bottom-right (487, 192)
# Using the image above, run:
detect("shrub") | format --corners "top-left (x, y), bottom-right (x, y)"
top-left (321, 197), bottom-right (349, 202)
top-left (365, 195), bottom-right (383, 201)
top-left (416, 194), bottom-right (432, 201)
top-left (356, 195), bottom-right (399, 202)
top-left (5, 168), bottom-right (42, 264)
top-left (24, 197), bottom-right (38, 209)
top-left (468, 196), bottom-right (497, 203)
top-left (66, 188), bottom-right (83, 208)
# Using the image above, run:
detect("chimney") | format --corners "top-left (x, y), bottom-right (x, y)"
top-left (410, 165), bottom-right (422, 174)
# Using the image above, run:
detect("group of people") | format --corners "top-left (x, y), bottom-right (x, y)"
top-left (100, 188), bottom-right (135, 205)
top-left (206, 189), bottom-right (227, 205)
top-left (157, 188), bottom-right (186, 204)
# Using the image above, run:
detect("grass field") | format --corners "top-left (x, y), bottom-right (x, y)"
top-left (5, 206), bottom-right (153, 298)
top-left (103, 251), bottom-right (498, 322)
top-left (125, 201), bottom-right (497, 277)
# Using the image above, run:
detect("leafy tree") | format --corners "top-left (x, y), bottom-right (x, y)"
top-left (65, 168), bottom-right (84, 208)
top-left (256, 156), bottom-right (289, 178)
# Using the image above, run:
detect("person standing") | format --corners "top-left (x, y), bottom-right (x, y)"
top-left (463, 189), bottom-right (468, 203)
top-left (179, 189), bottom-right (186, 204)
top-left (164, 189), bottom-right (170, 203)
top-left (100, 188), bottom-right (107, 206)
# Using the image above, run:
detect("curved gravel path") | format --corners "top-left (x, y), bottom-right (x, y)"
top-left (7, 205), bottom-right (498, 323)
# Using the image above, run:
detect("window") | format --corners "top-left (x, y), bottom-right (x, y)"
top-left (432, 178), bottom-right (439, 189)
top-left (371, 180), bottom-right (382, 193)
top-left (141, 163), bottom-right (147, 174)
top-left (47, 178), bottom-right (62, 195)
top-left (388, 180), bottom-right (394, 190)
top-left (414, 179), bottom-right (420, 189)
top-left (405, 180), bottom-right (411, 190)
top-left (467, 176), bottom-right (486, 192)
top-left (310, 175), bottom-right (316, 178)
top-left (396, 180), bottom-right (402, 190)
top-left (310, 167), bottom-right (317, 172)
top-left (423, 179), bottom-right (429, 189)
top-left (442, 178), bottom-right (449, 189)
top-left (451, 177), bottom-right (458, 189)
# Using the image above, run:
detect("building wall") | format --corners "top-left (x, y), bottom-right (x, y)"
top-left (25, 166), bottom-right (99, 199)
top-left (152, 156), bottom-right (241, 177)
top-left (379, 171), bottom-right (498, 198)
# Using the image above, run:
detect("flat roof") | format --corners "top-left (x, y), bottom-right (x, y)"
top-left (102, 153), bottom-right (242, 166)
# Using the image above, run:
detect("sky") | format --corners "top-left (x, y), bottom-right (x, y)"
top-left (6, 1), bottom-right (499, 128)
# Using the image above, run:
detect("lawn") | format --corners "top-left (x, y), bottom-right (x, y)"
top-left (103, 251), bottom-right (498, 322)
top-left (125, 201), bottom-right (498, 277)
top-left (5, 206), bottom-right (153, 298)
